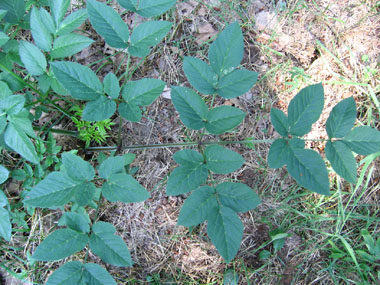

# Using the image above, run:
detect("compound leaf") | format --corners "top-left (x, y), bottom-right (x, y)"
top-left (122, 78), bottom-right (165, 106)
top-left (0, 0), bottom-right (25, 24)
top-left (325, 141), bottom-right (357, 183)
top-left (166, 165), bottom-right (208, 196)
top-left (23, 172), bottom-right (78, 207)
top-left (267, 138), bottom-right (288, 169)
top-left (82, 95), bottom-right (116, 121)
top-left (50, 61), bottom-right (102, 100)
top-left (205, 145), bottom-right (244, 174)
top-left (4, 123), bottom-right (39, 164)
top-left (46, 261), bottom-right (83, 285)
top-left (217, 69), bottom-right (258, 99)
top-left (19, 41), bottom-right (46, 76)
top-left (178, 186), bottom-right (217, 227)
top-left (271, 108), bottom-right (289, 137)
top-left (57, 9), bottom-right (88, 36)
top-left (205, 106), bottom-right (245, 135)
top-left (342, 126), bottom-right (380, 155)
top-left (49, 0), bottom-right (70, 27)
top-left (134, 0), bottom-right (176, 17)
top-left (118, 102), bottom-right (142, 122)
top-left (207, 204), bottom-right (243, 263)
top-left (129, 21), bottom-right (172, 57)
top-left (287, 148), bottom-right (330, 195)
top-left (173, 149), bottom-right (204, 168)
top-left (89, 222), bottom-right (132, 267)
top-left (62, 152), bottom-right (95, 182)
top-left (0, 165), bottom-right (9, 184)
top-left (33, 229), bottom-right (88, 261)
top-left (183, 56), bottom-right (217, 94)
top-left (83, 263), bottom-right (116, 285)
top-left (30, 7), bottom-right (52, 51)
top-left (326, 97), bottom-right (356, 138)
top-left (99, 156), bottom-right (125, 179)
top-left (51, 34), bottom-right (94, 58)
top-left (0, 207), bottom-right (11, 241)
top-left (216, 182), bottom-right (261, 213)
top-left (103, 72), bottom-right (120, 99)
top-left (288, 83), bottom-right (324, 136)
top-left (208, 22), bottom-right (243, 76)
top-left (102, 173), bottom-right (150, 203)
top-left (171, 86), bottom-right (208, 130)
top-left (87, 0), bottom-right (129, 48)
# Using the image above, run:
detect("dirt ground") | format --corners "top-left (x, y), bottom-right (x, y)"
top-left (1, 0), bottom-right (380, 284)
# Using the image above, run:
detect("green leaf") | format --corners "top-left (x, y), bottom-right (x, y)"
top-left (99, 156), bottom-right (125, 179)
top-left (270, 108), bottom-right (289, 137)
top-left (30, 7), bottom-right (52, 51)
top-left (166, 165), bottom-right (208, 196)
top-left (0, 165), bottom-right (9, 184)
top-left (83, 263), bottom-right (117, 285)
top-left (223, 269), bottom-right (239, 285)
top-left (0, 32), bottom-right (9, 47)
top-left (57, 9), bottom-right (88, 36)
top-left (208, 22), bottom-right (244, 75)
top-left (72, 182), bottom-right (96, 207)
top-left (39, 8), bottom-right (56, 35)
top-left (102, 173), bottom-right (150, 203)
top-left (183, 56), bottom-right (217, 94)
top-left (23, 172), bottom-right (78, 207)
top-left (46, 261), bottom-right (83, 285)
top-left (82, 95), bottom-right (116, 121)
top-left (287, 148), bottom-right (330, 195)
top-left (89, 222), bottom-right (132, 267)
top-left (4, 123), bottom-right (39, 164)
top-left (38, 74), bottom-right (51, 93)
top-left (50, 61), bottom-right (102, 100)
top-left (171, 86), bottom-right (208, 130)
top-left (117, 0), bottom-right (137, 12)
top-left (62, 152), bottom-right (95, 182)
top-left (49, 0), bottom-right (70, 27)
top-left (0, 95), bottom-right (25, 115)
top-left (326, 97), bottom-right (356, 138)
top-left (0, 207), bottom-right (11, 241)
top-left (122, 0), bottom-right (176, 17)
top-left (118, 102), bottom-right (142, 122)
top-left (0, 0), bottom-right (24, 24)
top-left (342, 126), bottom-right (380, 155)
top-left (217, 69), bottom-right (258, 99)
top-left (267, 138), bottom-right (288, 169)
top-left (122, 78), bottom-right (165, 106)
top-left (87, 0), bottom-right (129, 49)
top-left (103, 72), bottom-right (120, 99)
top-left (173, 149), bottom-right (204, 168)
top-left (51, 34), bottom-right (94, 58)
top-left (216, 182), bottom-right (261, 213)
top-left (0, 81), bottom-right (12, 99)
top-left (32, 228), bottom-right (88, 261)
top-left (205, 106), bottom-right (245, 135)
top-left (0, 190), bottom-right (8, 207)
top-left (19, 41), bottom-right (47, 76)
top-left (178, 186), bottom-right (217, 227)
top-left (207, 204), bottom-right (243, 263)
top-left (288, 83), bottom-right (324, 136)
top-left (325, 141), bottom-right (356, 183)
top-left (8, 110), bottom-right (36, 138)
top-left (129, 21), bottom-right (172, 57)
top-left (61, 212), bottom-right (90, 233)
top-left (205, 145), bottom-right (244, 174)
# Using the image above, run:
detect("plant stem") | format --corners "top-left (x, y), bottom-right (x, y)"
top-left (32, 126), bottom-right (79, 137)
top-left (85, 138), bottom-right (274, 152)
